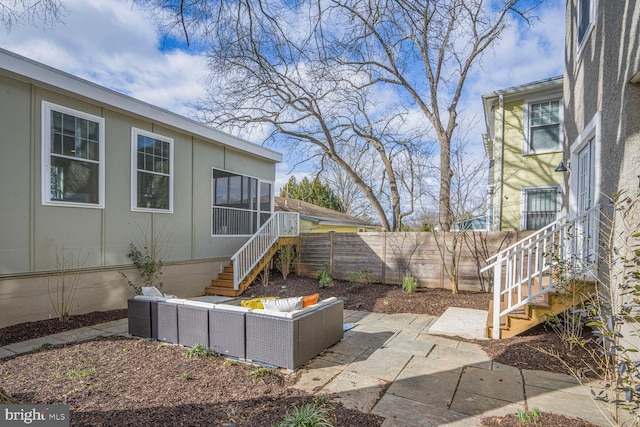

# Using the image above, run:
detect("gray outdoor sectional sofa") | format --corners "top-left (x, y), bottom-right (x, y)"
top-left (127, 295), bottom-right (344, 370)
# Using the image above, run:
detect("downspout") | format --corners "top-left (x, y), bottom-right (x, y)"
top-left (495, 95), bottom-right (505, 231)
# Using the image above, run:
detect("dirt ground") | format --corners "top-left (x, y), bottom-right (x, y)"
top-left (0, 273), bottom-right (600, 426)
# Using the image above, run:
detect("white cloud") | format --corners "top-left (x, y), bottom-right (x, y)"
top-left (0, 0), bottom-right (209, 118)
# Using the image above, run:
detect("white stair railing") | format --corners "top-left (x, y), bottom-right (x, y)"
top-left (230, 212), bottom-right (299, 289)
top-left (481, 206), bottom-right (600, 339)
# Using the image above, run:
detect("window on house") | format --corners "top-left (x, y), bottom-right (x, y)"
top-left (212, 169), bottom-right (272, 235)
top-left (131, 129), bottom-right (174, 212)
top-left (525, 99), bottom-right (562, 153)
top-left (522, 187), bottom-right (560, 230)
top-left (42, 102), bottom-right (105, 207)
top-left (577, 0), bottom-right (594, 48)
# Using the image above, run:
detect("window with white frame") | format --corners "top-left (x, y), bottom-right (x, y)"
top-left (131, 128), bottom-right (174, 212)
top-left (42, 101), bottom-right (105, 207)
top-left (577, 0), bottom-right (595, 51)
top-left (522, 186), bottom-right (561, 230)
top-left (524, 98), bottom-right (562, 154)
top-left (212, 168), bottom-right (272, 235)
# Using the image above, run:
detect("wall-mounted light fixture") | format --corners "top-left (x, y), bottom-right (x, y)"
top-left (554, 159), bottom-right (569, 173)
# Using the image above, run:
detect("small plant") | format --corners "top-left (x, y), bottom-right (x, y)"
top-left (517, 407), bottom-right (542, 424)
top-left (349, 269), bottom-right (373, 290)
top-left (250, 367), bottom-right (271, 380)
top-left (276, 245), bottom-right (298, 280)
top-left (316, 263), bottom-right (333, 288)
top-left (223, 359), bottom-right (238, 367)
top-left (120, 242), bottom-right (164, 295)
top-left (65, 367), bottom-right (96, 379)
top-left (274, 400), bottom-right (334, 427)
top-left (401, 271), bottom-right (417, 293)
top-left (185, 344), bottom-right (217, 358)
top-left (181, 372), bottom-right (190, 381)
top-left (47, 243), bottom-right (89, 321)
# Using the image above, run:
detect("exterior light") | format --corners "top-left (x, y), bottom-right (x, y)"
top-left (554, 159), bottom-right (569, 173)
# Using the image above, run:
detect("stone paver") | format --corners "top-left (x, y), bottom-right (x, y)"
top-left (383, 335), bottom-right (435, 356)
top-left (526, 386), bottom-right (611, 426)
top-left (450, 390), bottom-right (524, 417)
top-left (456, 366), bottom-right (524, 403)
top-left (4, 336), bottom-right (66, 354)
top-left (53, 327), bottom-right (110, 342)
top-left (293, 358), bottom-right (345, 394)
top-left (427, 343), bottom-right (492, 369)
top-left (373, 394), bottom-right (480, 427)
top-left (387, 357), bottom-right (463, 408)
top-left (0, 347), bottom-right (16, 358)
top-left (320, 369), bottom-right (389, 413)
top-left (345, 347), bottom-right (412, 382)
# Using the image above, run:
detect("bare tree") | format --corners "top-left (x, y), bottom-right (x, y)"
top-left (430, 139), bottom-right (489, 293)
top-left (137, 0), bottom-right (537, 231)
top-left (1, 0), bottom-right (65, 30)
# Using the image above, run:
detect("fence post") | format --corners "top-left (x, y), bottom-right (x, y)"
top-left (382, 232), bottom-right (387, 284)
top-left (329, 230), bottom-right (335, 276)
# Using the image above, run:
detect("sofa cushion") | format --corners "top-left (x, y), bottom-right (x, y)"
top-left (252, 297), bottom-right (338, 319)
top-left (302, 293), bottom-right (320, 307)
top-left (141, 286), bottom-right (163, 297)
top-left (262, 297), bottom-right (303, 312)
top-left (241, 296), bottom-right (279, 310)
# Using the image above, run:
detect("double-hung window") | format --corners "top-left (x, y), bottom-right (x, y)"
top-left (212, 168), bottom-right (272, 235)
top-left (524, 97), bottom-right (563, 154)
top-left (522, 186), bottom-right (561, 230)
top-left (131, 128), bottom-right (174, 212)
top-left (42, 102), bottom-right (105, 208)
top-left (577, 0), bottom-right (595, 53)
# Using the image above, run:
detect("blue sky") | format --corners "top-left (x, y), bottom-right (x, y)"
top-left (0, 0), bottom-right (565, 193)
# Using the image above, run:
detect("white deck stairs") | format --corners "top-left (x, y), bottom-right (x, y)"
top-left (205, 212), bottom-right (299, 297)
top-left (481, 207), bottom-right (600, 339)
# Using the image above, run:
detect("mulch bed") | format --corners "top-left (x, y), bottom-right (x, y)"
top-left (0, 273), bottom-right (603, 426)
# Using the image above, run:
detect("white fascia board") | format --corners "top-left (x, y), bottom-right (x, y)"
top-left (0, 48), bottom-right (282, 163)
top-left (481, 76), bottom-right (563, 101)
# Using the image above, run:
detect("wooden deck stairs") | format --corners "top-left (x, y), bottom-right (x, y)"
top-left (205, 236), bottom-right (300, 297)
top-left (486, 278), bottom-right (595, 339)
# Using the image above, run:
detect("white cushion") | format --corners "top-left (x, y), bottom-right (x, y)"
top-left (133, 295), bottom-right (168, 302)
top-left (214, 304), bottom-right (252, 313)
top-left (252, 297), bottom-right (339, 319)
top-left (182, 300), bottom-right (216, 309)
top-left (261, 296), bottom-right (303, 312)
top-left (141, 286), bottom-right (163, 297)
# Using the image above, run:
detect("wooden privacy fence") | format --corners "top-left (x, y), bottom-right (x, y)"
top-left (295, 231), bottom-right (532, 291)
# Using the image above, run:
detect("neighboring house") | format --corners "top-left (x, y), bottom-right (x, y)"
top-left (483, 0), bottom-right (640, 340)
top-left (0, 49), bottom-right (283, 327)
top-left (482, 76), bottom-right (564, 231)
top-left (274, 196), bottom-right (381, 233)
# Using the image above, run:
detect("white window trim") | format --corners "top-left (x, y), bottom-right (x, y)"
top-left (41, 101), bottom-right (105, 208)
top-left (210, 167), bottom-right (274, 237)
top-left (520, 185), bottom-right (562, 230)
top-left (522, 93), bottom-right (564, 155)
top-left (576, 0), bottom-right (596, 58)
top-left (569, 111), bottom-right (601, 219)
top-left (131, 128), bottom-right (174, 213)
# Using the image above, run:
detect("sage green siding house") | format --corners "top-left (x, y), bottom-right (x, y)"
top-left (0, 49), bottom-right (282, 327)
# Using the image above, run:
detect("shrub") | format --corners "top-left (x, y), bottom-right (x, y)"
top-left (402, 272), bottom-right (417, 293)
top-left (120, 242), bottom-right (164, 295)
top-left (349, 269), bottom-right (373, 290)
top-left (250, 367), bottom-right (272, 380)
top-left (276, 245), bottom-right (298, 280)
top-left (316, 264), bottom-right (333, 288)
